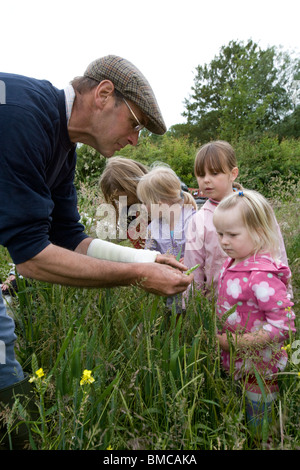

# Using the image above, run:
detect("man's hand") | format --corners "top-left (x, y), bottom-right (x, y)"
top-left (137, 262), bottom-right (193, 296)
top-left (155, 254), bottom-right (188, 272)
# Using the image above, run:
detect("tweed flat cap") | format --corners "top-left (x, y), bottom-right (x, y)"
top-left (84, 55), bottom-right (166, 135)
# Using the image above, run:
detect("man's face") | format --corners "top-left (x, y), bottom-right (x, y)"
top-left (91, 94), bottom-right (147, 158)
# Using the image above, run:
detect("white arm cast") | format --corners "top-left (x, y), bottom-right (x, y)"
top-left (87, 239), bottom-right (160, 263)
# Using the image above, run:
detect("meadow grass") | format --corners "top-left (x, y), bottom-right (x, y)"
top-left (0, 181), bottom-right (299, 450)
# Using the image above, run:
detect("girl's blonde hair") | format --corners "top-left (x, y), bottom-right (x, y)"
top-left (100, 156), bottom-right (148, 215)
top-left (215, 189), bottom-right (280, 259)
top-left (137, 165), bottom-right (197, 209)
top-left (195, 140), bottom-right (242, 190)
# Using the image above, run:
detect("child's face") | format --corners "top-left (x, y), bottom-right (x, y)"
top-left (196, 166), bottom-right (238, 201)
top-left (115, 191), bottom-right (140, 207)
top-left (213, 206), bottom-right (256, 264)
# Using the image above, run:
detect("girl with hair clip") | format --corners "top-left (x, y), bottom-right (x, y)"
top-left (213, 189), bottom-right (296, 439)
top-left (184, 140), bottom-right (290, 299)
top-left (137, 165), bottom-right (197, 314)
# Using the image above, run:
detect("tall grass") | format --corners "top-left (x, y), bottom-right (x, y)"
top-left (0, 179), bottom-right (299, 450)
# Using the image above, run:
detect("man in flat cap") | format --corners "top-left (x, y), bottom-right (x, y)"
top-left (0, 55), bottom-right (193, 448)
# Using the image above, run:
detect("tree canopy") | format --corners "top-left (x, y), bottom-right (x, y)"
top-left (176, 39), bottom-right (299, 143)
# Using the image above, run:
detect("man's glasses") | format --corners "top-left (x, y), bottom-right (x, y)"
top-left (123, 97), bottom-right (145, 133)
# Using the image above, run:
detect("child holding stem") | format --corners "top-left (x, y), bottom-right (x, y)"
top-left (137, 165), bottom-right (197, 314)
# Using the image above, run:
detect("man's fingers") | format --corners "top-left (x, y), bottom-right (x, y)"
top-left (155, 254), bottom-right (188, 271)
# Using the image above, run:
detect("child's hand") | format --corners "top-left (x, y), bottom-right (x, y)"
top-left (217, 329), bottom-right (270, 352)
top-left (216, 333), bottom-right (231, 351)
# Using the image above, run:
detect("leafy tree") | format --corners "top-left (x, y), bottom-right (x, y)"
top-left (183, 40), bottom-right (299, 142)
top-left (272, 75), bottom-right (300, 139)
top-left (273, 105), bottom-right (300, 139)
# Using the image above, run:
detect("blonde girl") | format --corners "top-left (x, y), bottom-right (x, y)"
top-left (136, 164), bottom-right (197, 254)
top-left (137, 165), bottom-right (197, 313)
top-left (213, 189), bottom-right (295, 435)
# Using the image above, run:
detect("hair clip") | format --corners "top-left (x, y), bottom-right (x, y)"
top-left (238, 191), bottom-right (244, 196)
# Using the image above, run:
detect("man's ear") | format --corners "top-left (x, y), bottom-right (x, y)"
top-left (94, 80), bottom-right (115, 109)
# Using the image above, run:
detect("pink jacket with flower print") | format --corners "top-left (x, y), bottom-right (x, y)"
top-left (184, 199), bottom-right (226, 296)
top-left (217, 253), bottom-right (296, 380)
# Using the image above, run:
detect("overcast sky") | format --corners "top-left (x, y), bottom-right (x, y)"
top-left (1, 0), bottom-right (299, 129)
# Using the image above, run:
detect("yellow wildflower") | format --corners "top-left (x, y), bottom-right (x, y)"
top-left (281, 344), bottom-right (291, 352)
top-left (36, 368), bottom-right (45, 378)
top-left (29, 367), bottom-right (45, 383)
top-left (80, 369), bottom-right (95, 386)
top-left (285, 306), bottom-right (293, 319)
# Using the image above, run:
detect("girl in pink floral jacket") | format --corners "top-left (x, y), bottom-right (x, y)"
top-left (213, 189), bottom-right (296, 434)
top-left (216, 254), bottom-right (294, 379)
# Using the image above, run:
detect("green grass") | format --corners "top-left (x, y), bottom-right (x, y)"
top-left (0, 183), bottom-right (299, 450)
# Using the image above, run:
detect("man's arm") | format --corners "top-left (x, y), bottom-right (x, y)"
top-left (79, 237), bottom-right (189, 269)
top-left (16, 242), bottom-right (193, 296)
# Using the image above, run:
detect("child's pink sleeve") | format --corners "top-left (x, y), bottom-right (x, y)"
top-left (250, 270), bottom-right (296, 341)
top-left (184, 211), bottom-right (206, 289)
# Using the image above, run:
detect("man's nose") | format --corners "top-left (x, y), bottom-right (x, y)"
top-left (127, 131), bottom-right (139, 146)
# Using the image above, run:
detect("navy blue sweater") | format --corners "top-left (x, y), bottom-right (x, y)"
top-left (0, 73), bottom-right (88, 264)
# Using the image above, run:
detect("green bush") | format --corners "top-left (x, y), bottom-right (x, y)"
top-left (109, 133), bottom-right (199, 187)
top-left (234, 136), bottom-right (300, 197)
top-left (75, 145), bottom-right (107, 185)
